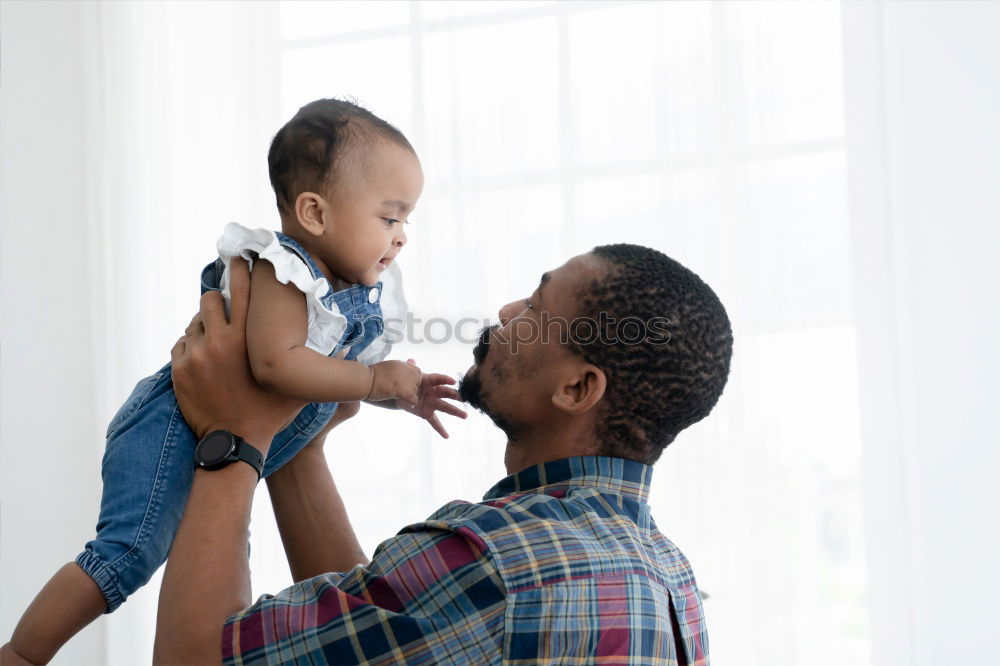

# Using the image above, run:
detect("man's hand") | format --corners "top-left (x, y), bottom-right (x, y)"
top-left (170, 257), bottom-right (305, 452)
top-left (395, 361), bottom-right (468, 438)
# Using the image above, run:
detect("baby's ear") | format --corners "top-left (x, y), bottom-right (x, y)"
top-left (294, 191), bottom-right (328, 237)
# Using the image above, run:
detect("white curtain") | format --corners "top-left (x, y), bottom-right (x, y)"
top-left (3, 2), bottom-right (997, 665)
top-left (271, 4), bottom-right (867, 665)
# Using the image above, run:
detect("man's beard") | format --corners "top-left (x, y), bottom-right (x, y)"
top-left (458, 325), bottom-right (521, 439)
top-left (457, 368), bottom-right (484, 410)
top-left (458, 324), bottom-right (495, 410)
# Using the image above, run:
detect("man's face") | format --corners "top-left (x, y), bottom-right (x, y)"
top-left (458, 253), bottom-right (606, 436)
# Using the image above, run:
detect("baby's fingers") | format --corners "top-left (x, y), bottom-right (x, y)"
top-left (428, 413), bottom-right (449, 439)
top-left (438, 402), bottom-right (468, 419)
top-left (424, 373), bottom-right (456, 386)
top-left (437, 387), bottom-right (462, 402)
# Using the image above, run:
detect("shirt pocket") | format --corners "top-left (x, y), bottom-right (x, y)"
top-left (105, 372), bottom-right (163, 438)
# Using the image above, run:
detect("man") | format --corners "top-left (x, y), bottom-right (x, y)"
top-left (2, 244), bottom-right (732, 665)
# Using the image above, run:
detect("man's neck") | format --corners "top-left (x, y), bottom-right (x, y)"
top-left (502, 422), bottom-right (598, 475)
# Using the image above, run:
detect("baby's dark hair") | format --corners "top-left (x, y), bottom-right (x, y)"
top-left (267, 98), bottom-right (414, 216)
top-left (569, 244), bottom-right (733, 464)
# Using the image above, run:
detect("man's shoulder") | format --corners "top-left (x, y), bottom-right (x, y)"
top-left (400, 491), bottom-right (698, 592)
top-left (392, 499), bottom-right (508, 553)
top-left (392, 495), bottom-right (566, 557)
top-left (416, 492), bottom-right (571, 533)
top-left (408, 490), bottom-right (646, 541)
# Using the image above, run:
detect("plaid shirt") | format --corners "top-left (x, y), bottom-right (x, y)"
top-left (223, 456), bottom-right (709, 665)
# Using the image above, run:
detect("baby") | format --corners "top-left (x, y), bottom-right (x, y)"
top-left (6, 99), bottom-right (467, 664)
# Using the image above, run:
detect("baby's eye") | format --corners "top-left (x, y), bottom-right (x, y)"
top-left (383, 218), bottom-right (400, 226)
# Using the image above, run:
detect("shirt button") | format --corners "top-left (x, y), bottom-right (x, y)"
top-left (367, 288), bottom-right (379, 304)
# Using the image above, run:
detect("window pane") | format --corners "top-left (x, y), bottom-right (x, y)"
top-left (724, 1), bottom-right (845, 146)
top-left (281, 37), bottom-right (414, 135)
top-left (723, 150), bottom-right (853, 332)
top-left (569, 2), bottom-right (716, 166)
top-left (421, 17), bottom-right (560, 184)
top-left (279, 0), bottom-right (410, 40)
top-left (421, 1), bottom-right (554, 21)
top-left (413, 185), bottom-right (564, 320)
top-left (653, 325), bottom-right (870, 666)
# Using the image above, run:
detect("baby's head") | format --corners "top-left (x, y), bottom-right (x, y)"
top-left (268, 98), bottom-right (423, 286)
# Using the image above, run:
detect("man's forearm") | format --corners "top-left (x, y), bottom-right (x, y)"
top-left (266, 446), bottom-right (367, 581)
top-left (153, 462), bottom-right (259, 666)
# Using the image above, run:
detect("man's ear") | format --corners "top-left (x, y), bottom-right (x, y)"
top-left (294, 191), bottom-right (331, 237)
top-left (551, 363), bottom-right (607, 415)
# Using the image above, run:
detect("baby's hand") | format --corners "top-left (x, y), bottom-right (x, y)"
top-left (367, 360), bottom-right (422, 403)
top-left (395, 360), bottom-right (469, 438)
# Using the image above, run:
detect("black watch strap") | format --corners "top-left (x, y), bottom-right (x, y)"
top-left (233, 438), bottom-right (264, 480)
top-left (195, 430), bottom-right (265, 482)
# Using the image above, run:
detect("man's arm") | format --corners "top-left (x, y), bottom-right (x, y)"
top-left (153, 258), bottom-right (304, 665)
top-left (265, 401), bottom-right (368, 582)
top-left (153, 462), bottom-right (258, 665)
top-left (221, 526), bottom-right (506, 665)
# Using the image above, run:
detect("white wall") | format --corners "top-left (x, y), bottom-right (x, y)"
top-left (846, 2), bottom-right (1000, 664)
top-left (0, 2), bottom-right (105, 664)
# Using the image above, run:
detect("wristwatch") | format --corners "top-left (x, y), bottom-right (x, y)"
top-left (194, 430), bottom-right (265, 481)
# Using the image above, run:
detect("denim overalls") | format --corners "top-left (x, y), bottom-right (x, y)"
top-left (75, 232), bottom-right (386, 613)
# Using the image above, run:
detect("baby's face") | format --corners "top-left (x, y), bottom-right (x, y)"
top-left (319, 139), bottom-right (423, 286)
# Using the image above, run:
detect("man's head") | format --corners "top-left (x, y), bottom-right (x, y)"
top-left (459, 245), bottom-right (732, 468)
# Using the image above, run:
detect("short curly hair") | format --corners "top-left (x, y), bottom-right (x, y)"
top-left (267, 98), bottom-right (414, 216)
top-left (568, 244), bottom-right (733, 464)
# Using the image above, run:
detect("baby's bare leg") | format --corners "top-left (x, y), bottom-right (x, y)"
top-left (7, 562), bottom-right (106, 665)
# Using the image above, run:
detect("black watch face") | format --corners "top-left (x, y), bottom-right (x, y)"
top-left (199, 431), bottom-right (235, 465)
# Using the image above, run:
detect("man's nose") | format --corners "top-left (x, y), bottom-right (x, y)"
top-left (498, 300), bottom-right (520, 326)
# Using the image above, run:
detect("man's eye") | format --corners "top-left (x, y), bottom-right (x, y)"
top-left (524, 299), bottom-right (534, 311)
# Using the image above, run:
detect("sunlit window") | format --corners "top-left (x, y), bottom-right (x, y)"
top-left (237, 2), bottom-right (871, 665)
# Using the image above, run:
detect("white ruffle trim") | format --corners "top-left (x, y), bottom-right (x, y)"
top-left (215, 222), bottom-right (406, 363)
top-left (356, 259), bottom-right (407, 365)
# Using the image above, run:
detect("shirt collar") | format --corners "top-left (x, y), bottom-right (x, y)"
top-left (482, 456), bottom-right (653, 504)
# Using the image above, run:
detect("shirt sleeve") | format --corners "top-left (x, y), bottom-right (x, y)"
top-left (222, 526), bottom-right (506, 665)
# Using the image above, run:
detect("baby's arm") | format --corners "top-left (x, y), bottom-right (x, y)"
top-left (246, 261), bottom-right (419, 404)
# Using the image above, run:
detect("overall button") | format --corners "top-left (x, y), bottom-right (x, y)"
top-left (367, 287), bottom-right (379, 304)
